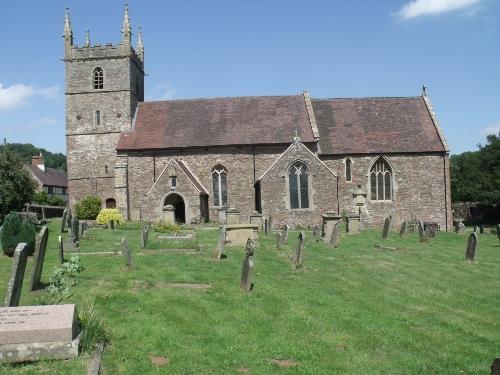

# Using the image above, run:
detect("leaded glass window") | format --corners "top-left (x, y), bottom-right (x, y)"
top-left (212, 166), bottom-right (228, 206)
top-left (289, 161), bottom-right (310, 209)
top-left (369, 158), bottom-right (393, 201)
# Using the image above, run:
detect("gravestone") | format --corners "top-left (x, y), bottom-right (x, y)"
top-left (312, 225), bottom-right (320, 242)
top-left (278, 227), bottom-right (287, 249)
top-left (479, 225), bottom-right (484, 234)
top-left (0, 304), bottom-right (80, 363)
top-left (322, 212), bottom-right (342, 243)
top-left (491, 357), bottom-right (500, 375)
top-left (282, 224), bottom-right (290, 244)
top-left (268, 216), bottom-right (273, 233)
top-left (249, 211), bottom-right (263, 229)
top-left (497, 224), bottom-right (500, 241)
top-left (108, 220), bottom-right (115, 230)
top-left (71, 217), bottom-right (79, 247)
top-left (215, 225), bottom-right (226, 260)
top-left (473, 225), bottom-right (479, 233)
top-left (66, 210), bottom-right (72, 231)
top-left (122, 237), bottom-right (133, 270)
top-left (240, 238), bottom-right (256, 293)
top-left (382, 217), bottom-right (391, 240)
top-left (465, 232), bottom-right (478, 261)
top-left (418, 219), bottom-right (425, 240)
top-left (140, 224), bottom-right (149, 248)
top-left (292, 232), bottom-right (305, 267)
top-left (60, 209), bottom-right (67, 233)
top-left (276, 232), bottom-right (282, 250)
top-left (330, 222), bottom-right (340, 248)
top-left (4, 243), bottom-right (30, 307)
top-left (399, 221), bottom-right (407, 237)
top-left (30, 226), bottom-right (49, 291)
top-left (58, 235), bottom-right (64, 264)
top-left (79, 222), bottom-right (85, 238)
top-left (264, 219), bottom-right (268, 236)
top-left (346, 214), bottom-right (360, 234)
top-left (226, 208), bottom-right (240, 225)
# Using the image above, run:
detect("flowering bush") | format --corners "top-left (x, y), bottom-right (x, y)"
top-left (96, 208), bottom-right (124, 225)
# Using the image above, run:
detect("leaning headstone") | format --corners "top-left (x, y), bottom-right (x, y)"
top-left (214, 225), bottom-right (226, 260)
top-left (312, 225), bottom-right (320, 242)
top-left (283, 224), bottom-right (290, 244)
top-left (60, 209), bottom-right (68, 233)
top-left (30, 226), bottom-right (49, 291)
top-left (108, 220), bottom-right (115, 230)
top-left (399, 221), bottom-right (407, 237)
top-left (382, 217), bottom-right (391, 240)
top-left (330, 222), bottom-right (340, 248)
top-left (4, 243), bottom-right (30, 307)
top-left (418, 219), bottom-right (425, 240)
top-left (58, 235), bottom-right (64, 264)
top-left (240, 238), bottom-right (256, 293)
top-left (122, 237), bottom-right (133, 270)
top-left (479, 225), bottom-right (484, 234)
top-left (491, 357), bottom-right (500, 375)
top-left (292, 232), bottom-right (305, 267)
top-left (465, 232), bottom-right (478, 261)
top-left (0, 304), bottom-right (80, 363)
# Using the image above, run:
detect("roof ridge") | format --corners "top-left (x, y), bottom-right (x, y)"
top-left (144, 94), bottom-right (303, 104)
top-left (312, 96), bottom-right (422, 101)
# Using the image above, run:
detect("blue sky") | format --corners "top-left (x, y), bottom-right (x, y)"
top-left (0, 0), bottom-right (498, 154)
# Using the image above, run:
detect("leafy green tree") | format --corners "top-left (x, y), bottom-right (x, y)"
top-left (0, 148), bottom-right (37, 222)
top-left (33, 191), bottom-right (50, 205)
top-left (0, 143), bottom-right (66, 172)
top-left (75, 196), bottom-right (102, 220)
top-left (0, 212), bottom-right (36, 256)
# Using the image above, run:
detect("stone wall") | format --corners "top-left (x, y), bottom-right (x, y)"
top-left (322, 153), bottom-right (452, 231)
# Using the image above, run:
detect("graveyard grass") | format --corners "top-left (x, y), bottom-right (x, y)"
top-left (1, 220), bottom-right (499, 374)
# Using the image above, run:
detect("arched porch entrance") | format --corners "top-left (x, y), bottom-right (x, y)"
top-left (163, 193), bottom-right (186, 224)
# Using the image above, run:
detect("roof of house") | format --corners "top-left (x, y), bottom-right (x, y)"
top-left (117, 95), bottom-right (314, 151)
top-left (27, 165), bottom-right (68, 188)
top-left (312, 96), bottom-right (446, 155)
top-left (117, 94), bottom-right (447, 155)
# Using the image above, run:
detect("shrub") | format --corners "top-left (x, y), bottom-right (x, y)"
top-left (154, 220), bottom-right (182, 233)
top-left (47, 255), bottom-right (85, 303)
top-left (48, 195), bottom-right (65, 207)
top-left (96, 208), bottom-right (124, 225)
top-left (33, 191), bottom-right (49, 205)
top-left (0, 212), bottom-right (36, 256)
top-left (75, 196), bottom-right (101, 220)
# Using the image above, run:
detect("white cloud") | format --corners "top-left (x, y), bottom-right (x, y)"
top-left (146, 82), bottom-right (175, 101)
top-left (396, 0), bottom-right (482, 20)
top-left (27, 117), bottom-right (57, 128)
top-left (480, 122), bottom-right (500, 136)
top-left (0, 83), bottom-right (59, 111)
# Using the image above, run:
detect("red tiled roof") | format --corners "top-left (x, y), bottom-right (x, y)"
top-left (27, 165), bottom-right (68, 187)
top-left (117, 95), bottom-right (314, 151)
top-left (312, 97), bottom-right (446, 155)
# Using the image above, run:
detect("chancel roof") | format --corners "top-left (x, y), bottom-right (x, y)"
top-left (117, 94), bottom-right (447, 155)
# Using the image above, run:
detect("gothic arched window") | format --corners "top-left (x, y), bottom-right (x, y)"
top-left (289, 161), bottom-right (310, 209)
top-left (93, 67), bottom-right (104, 89)
top-left (95, 110), bottom-right (101, 126)
top-left (345, 158), bottom-right (352, 182)
top-left (212, 165), bottom-right (228, 207)
top-left (370, 157), bottom-right (393, 201)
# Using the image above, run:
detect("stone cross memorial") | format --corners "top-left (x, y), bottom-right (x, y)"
top-left (293, 232), bottom-right (305, 267)
top-left (0, 304), bottom-right (80, 363)
top-left (465, 232), bottom-right (478, 261)
top-left (399, 221), bottom-right (407, 237)
top-left (58, 235), bottom-right (65, 264)
top-left (4, 243), bottom-right (30, 307)
top-left (330, 222), bottom-right (340, 248)
top-left (382, 217), bottom-right (391, 240)
top-left (240, 238), bottom-right (256, 293)
top-left (30, 226), bottom-right (49, 291)
top-left (60, 209), bottom-right (67, 233)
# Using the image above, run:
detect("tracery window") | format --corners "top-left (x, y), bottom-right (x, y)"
top-left (370, 157), bottom-right (393, 201)
top-left (345, 158), bottom-right (352, 182)
top-left (289, 161), bottom-right (309, 209)
top-left (93, 67), bottom-right (104, 89)
top-left (212, 165), bottom-right (228, 207)
top-left (95, 110), bottom-right (101, 126)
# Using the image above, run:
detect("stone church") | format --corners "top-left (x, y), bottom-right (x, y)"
top-left (64, 6), bottom-right (452, 230)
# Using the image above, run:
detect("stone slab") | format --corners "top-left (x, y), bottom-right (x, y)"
top-left (0, 304), bottom-right (78, 345)
top-left (225, 224), bottom-right (259, 246)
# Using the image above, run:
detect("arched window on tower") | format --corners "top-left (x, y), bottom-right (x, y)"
top-left (93, 67), bottom-right (103, 89)
top-left (95, 110), bottom-right (101, 126)
top-left (370, 157), bottom-right (393, 201)
top-left (289, 161), bottom-right (310, 209)
top-left (212, 165), bottom-right (228, 207)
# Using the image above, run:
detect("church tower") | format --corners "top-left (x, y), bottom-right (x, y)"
top-left (63, 5), bottom-right (144, 211)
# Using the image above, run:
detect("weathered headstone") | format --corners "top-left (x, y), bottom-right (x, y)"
top-left (58, 235), bottom-right (64, 264)
top-left (497, 224), bottom-right (500, 241)
top-left (382, 217), bottom-right (391, 240)
top-left (276, 232), bottom-right (282, 250)
top-left (215, 225), bottom-right (226, 260)
top-left (268, 215), bottom-right (273, 233)
top-left (60, 209), bottom-right (68, 233)
top-left (4, 243), bottom-right (30, 307)
top-left (473, 225), bottom-right (479, 233)
top-left (330, 222), bottom-right (340, 248)
top-left (264, 219), bottom-right (268, 236)
top-left (283, 224), bottom-right (290, 244)
top-left (418, 219), bottom-right (425, 240)
top-left (491, 357), bottom-right (500, 375)
top-left (79, 221), bottom-right (85, 238)
top-left (465, 232), bottom-right (478, 261)
top-left (122, 237), bottom-right (133, 270)
top-left (67, 209), bottom-right (72, 232)
top-left (240, 238), bottom-right (256, 293)
top-left (30, 226), bottom-right (49, 291)
top-left (108, 220), bottom-right (115, 230)
top-left (71, 217), bottom-right (79, 247)
top-left (312, 225), bottom-right (320, 242)
top-left (140, 224), bottom-right (148, 248)
top-left (0, 304), bottom-right (80, 363)
top-left (292, 232), bottom-right (305, 267)
top-left (399, 221), bottom-right (407, 237)
top-left (479, 224), bottom-right (484, 234)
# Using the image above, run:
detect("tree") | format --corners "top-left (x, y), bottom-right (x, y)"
top-left (75, 196), bottom-right (102, 220)
top-left (0, 212), bottom-right (36, 256)
top-left (0, 143), bottom-right (66, 172)
top-left (0, 148), bottom-right (37, 222)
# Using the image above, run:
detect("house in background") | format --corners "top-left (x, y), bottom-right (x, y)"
top-left (27, 153), bottom-right (68, 203)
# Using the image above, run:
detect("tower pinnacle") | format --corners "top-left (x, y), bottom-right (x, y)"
top-left (136, 27), bottom-right (144, 62)
top-left (85, 30), bottom-right (90, 47)
top-left (121, 3), bottom-right (132, 52)
top-left (63, 7), bottom-right (73, 57)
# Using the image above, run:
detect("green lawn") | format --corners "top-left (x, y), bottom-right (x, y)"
top-left (1, 220), bottom-right (499, 374)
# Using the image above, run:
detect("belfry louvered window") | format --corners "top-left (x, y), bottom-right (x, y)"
top-left (345, 158), bottom-right (352, 182)
top-left (93, 67), bottom-right (103, 89)
top-left (370, 157), bottom-right (393, 201)
top-left (212, 166), bottom-right (228, 207)
top-left (289, 161), bottom-right (310, 209)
